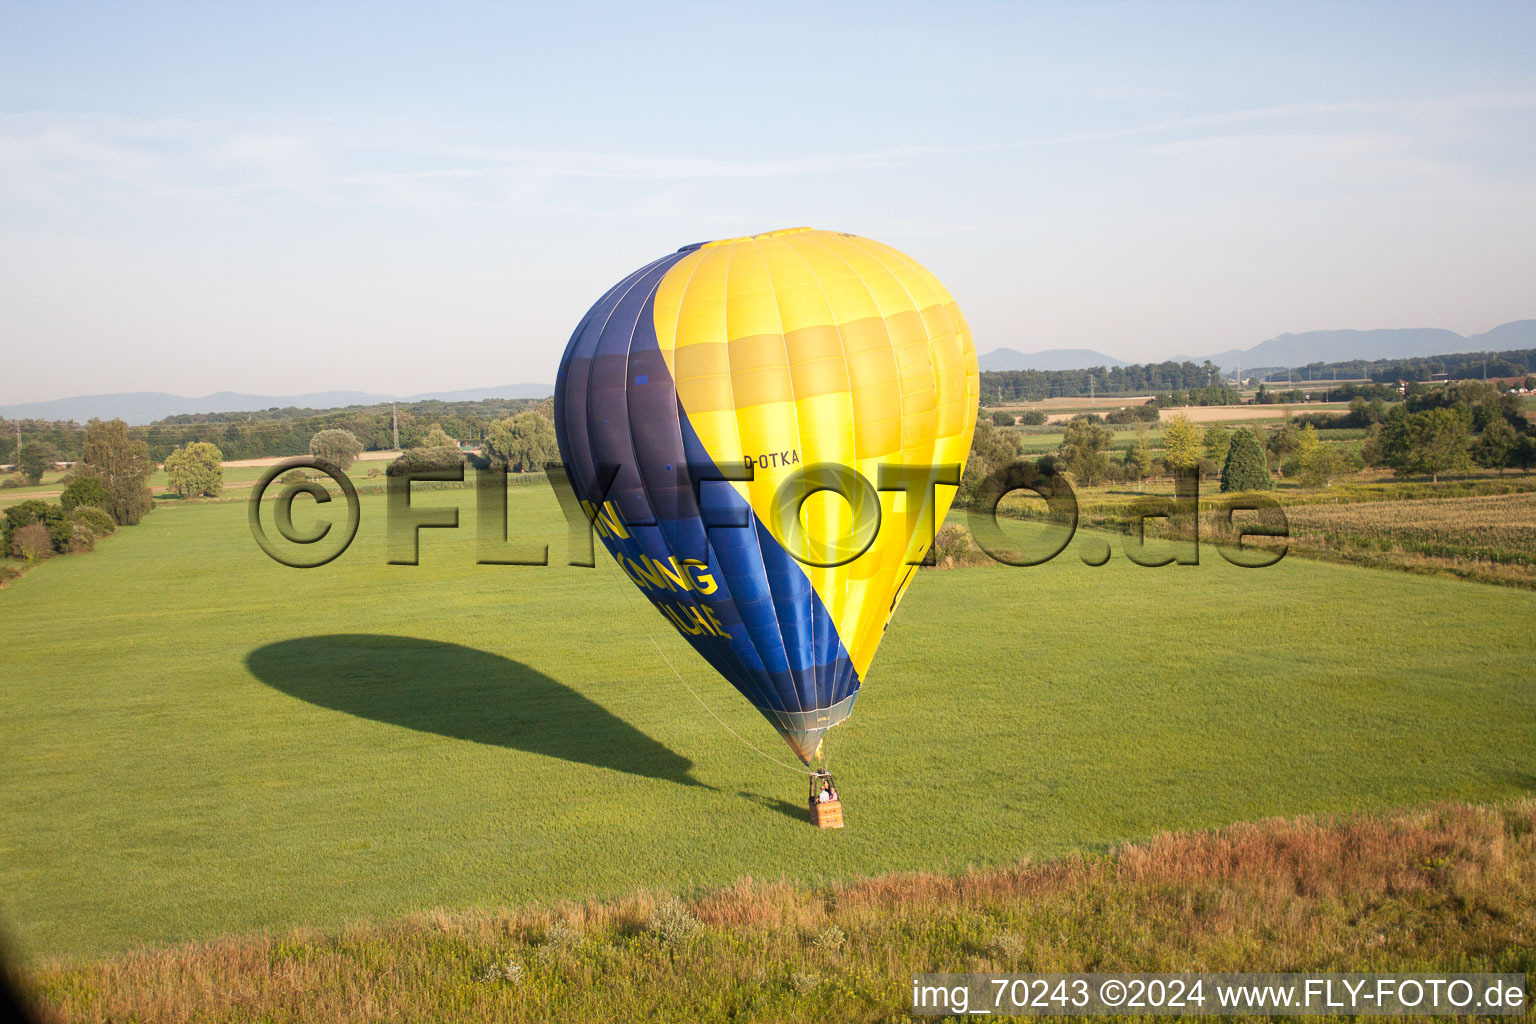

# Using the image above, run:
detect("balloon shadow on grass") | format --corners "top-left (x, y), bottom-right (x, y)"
top-left (737, 791), bottom-right (811, 824)
top-left (246, 634), bottom-right (707, 788)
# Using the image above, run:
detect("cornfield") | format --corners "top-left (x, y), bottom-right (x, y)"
top-left (1280, 492), bottom-right (1536, 567)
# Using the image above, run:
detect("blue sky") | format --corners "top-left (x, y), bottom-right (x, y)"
top-left (3, 1), bottom-right (1534, 403)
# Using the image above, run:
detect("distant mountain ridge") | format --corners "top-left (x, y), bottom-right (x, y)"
top-left (0, 384), bottom-right (555, 425)
top-left (978, 319), bottom-right (1536, 375)
top-left (1177, 320), bottom-right (1536, 374)
top-left (978, 348), bottom-right (1129, 371)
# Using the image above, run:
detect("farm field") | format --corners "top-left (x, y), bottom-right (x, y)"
top-left (1165, 403), bottom-right (1350, 423)
top-left (2, 482), bottom-right (1534, 965)
top-left (1272, 491), bottom-right (1536, 583)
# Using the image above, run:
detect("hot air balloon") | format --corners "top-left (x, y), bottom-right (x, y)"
top-left (553, 227), bottom-right (978, 778)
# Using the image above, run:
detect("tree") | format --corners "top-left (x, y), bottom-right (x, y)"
top-left (309, 429), bottom-right (363, 470)
top-left (1298, 444), bottom-right (1348, 488)
top-left (82, 418), bottom-right (154, 525)
top-left (1513, 435), bottom-right (1536, 473)
top-left (1220, 427), bottom-right (1273, 492)
top-left (1474, 415), bottom-right (1517, 475)
top-left (1370, 405), bottom-right (1471, 482)
top-left (387, 445), bottom-right (466, 476)
top-left (1161, 413), bottom-right (1205, 472)
top-left (484, 413), bottom-right (558, 473)
top-left (1281, 423), bottom-right (1322, 479)
top-left (164, 441), bottom-right (225, 497)
top-left (1266, 424), bottom-right (1301, 474)
top-left (1057, 415), bottom-right (1114, 486)
top-left (420, 423), bottom-right (456, 449)
top-left (1414, 407), bottom-right (1473, 483)
top-left (1202, 424), bottom-right (1232, 468)
top-left (990, 411), bottom-right (1015, 427)
top-left (957, 420), bottom-right (1026, 507)
top-left (1017, 410), bottom-right (1047, 426)
top-left (18, 441), bottom-right (59, 485)
top-left (1121, 433), bottom-right (1154, 483)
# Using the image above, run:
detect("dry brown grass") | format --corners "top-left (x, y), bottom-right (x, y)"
top-left (17, 800), bottom-right (1536, 1023)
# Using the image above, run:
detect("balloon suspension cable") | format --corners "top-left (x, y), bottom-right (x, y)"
top-left (600, 551), bottom-right (813, 776)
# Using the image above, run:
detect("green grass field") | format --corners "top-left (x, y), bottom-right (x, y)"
top-left (2, 483), bottom-right (1534, 964)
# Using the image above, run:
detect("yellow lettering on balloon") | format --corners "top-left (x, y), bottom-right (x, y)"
top-left (597, 501), bottom-right (629, 539)
top-left (684, 560), bottom-right (718, 595)
top-left (663, 604), bottom-right (705, 635)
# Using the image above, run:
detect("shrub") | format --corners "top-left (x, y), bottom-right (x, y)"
top-left (990, 411), bottom-right (1015, 427)
top-left (11, 522), bottom-right (53, 561)
top-left (648, 896), bottom-right (700, 945)
top-left (3, 499), bottom-right (70, 554)
top-left (811, 925), bottom-right (846, 953)
top-left (932, 523), bottom-right (972, 563)
top-left (69, 505), bottom-right (115, 537)
top-left (66, 525), bottom-right (97, 554)
top-left (0, 474), bottom-right (24, 489)
top-left (60, 476), bottom-right (110, 513)
top-left (279, 469), bottom-right (311, 485)
top-left (1017, 410), bottom-right (1047, 426)
top-left (989, 931), bottom-right (1030, 963)
top-left (1105, 403), bottom-right (1160, 425)
top-left (387, 446), bottom-right (466, 477)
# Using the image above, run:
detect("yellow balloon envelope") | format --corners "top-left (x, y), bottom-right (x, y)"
top-left (554, 228), bottom-right (978, 762)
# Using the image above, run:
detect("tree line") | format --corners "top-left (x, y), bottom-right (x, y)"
top-left (980, 360), bottom-right (1226, 402)
top-left (1255, 348), bottom-right (1536, 384)
top-left (2, 396), bottom-right (547, 464)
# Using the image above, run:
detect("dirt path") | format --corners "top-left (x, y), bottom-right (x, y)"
top-left (220, 450), bottom-right (402, 468)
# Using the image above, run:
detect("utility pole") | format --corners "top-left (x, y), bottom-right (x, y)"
top-left (391, 402), bottom-right (399, 450)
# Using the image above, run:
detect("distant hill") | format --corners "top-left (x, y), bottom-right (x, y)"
top-left (1187, 320), bottom-right (1536, 374)
top-left (0, 384), bottom-right (555, 425)
top-left (978, 348), bottom-right (1129, 372)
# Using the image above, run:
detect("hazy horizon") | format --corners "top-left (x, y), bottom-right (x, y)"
top-left (4, 2), bottom-right (1534, 405)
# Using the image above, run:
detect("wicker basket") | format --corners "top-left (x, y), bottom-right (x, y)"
top-left (810, 799), bottom-right (844, 829)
